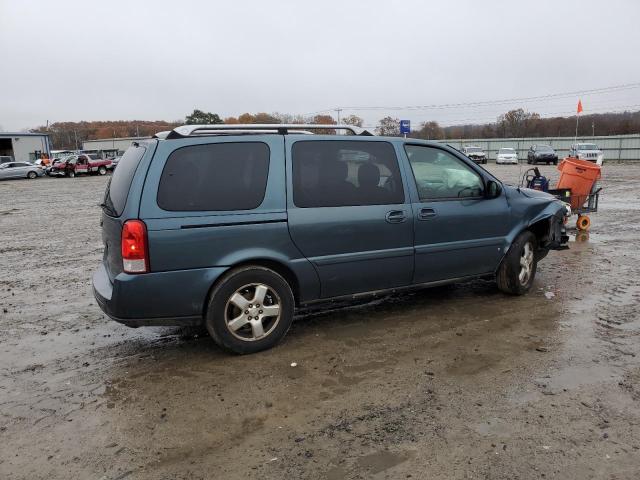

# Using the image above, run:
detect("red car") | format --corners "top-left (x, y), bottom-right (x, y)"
top-left (48, 154), bottom-right (112, 177)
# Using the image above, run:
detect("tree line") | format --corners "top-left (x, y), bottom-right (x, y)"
top-left (33, 108), bottom-right (640, 149)
top-left (407, 109), bottom-right (640, 140)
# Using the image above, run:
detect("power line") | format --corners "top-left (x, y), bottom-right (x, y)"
top-left (304, 82), bottom-right (640, 115)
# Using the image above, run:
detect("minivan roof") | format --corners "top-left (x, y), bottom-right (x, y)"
top-left (158, 124), bottom-right (375, 139)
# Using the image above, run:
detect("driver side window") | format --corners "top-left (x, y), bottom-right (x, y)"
top-left (405, 145), bottom-right (484, 200)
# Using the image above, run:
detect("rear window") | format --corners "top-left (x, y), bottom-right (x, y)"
top-left (157, 142), bottom-right (270, 211)
top-left (292, 140), bottom-right (404, 208)
top-left (103, 145), bottom-right (146, 216)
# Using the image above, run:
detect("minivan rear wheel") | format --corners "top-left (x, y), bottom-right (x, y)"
top-left (205, 266), bottom-right (294, 354)
top-left (496, 231), bottom-right (537, 295)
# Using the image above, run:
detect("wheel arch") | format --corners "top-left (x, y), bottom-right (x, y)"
top-left (499, 209), bottom-right (560, 271)
top-left (202, 258), bottom-right (302, 318)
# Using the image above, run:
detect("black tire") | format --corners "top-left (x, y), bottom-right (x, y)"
top-left (98, 166), bottom-right (107, 175)
top-left (68, 170), bottom-right (75, 178)
top-left (554, 160), bottom-right (558, 165)
top-left (205, 266), bottom-right (295, 354)
top-left (496, 231), bottom-right (537, 295)
top-left (27, 171), bottom-right (37, 179)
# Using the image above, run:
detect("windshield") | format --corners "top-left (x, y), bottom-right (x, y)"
top-left (578, 144), bottom-right (598, 150)
top-left (465, 147), bottom-right (482, 153)
top-left (537, 145), bottom-right (553, 152)
top-left (499, 148), bottom-right (515, 154)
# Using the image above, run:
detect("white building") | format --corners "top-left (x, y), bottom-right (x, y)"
top-left (0, 132), bottom-right (51, 162)
top-left (82, 137), bottom-right (151, 157)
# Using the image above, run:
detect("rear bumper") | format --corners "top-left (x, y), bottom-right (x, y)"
top-left (92, 263), bottom-right (228, 327)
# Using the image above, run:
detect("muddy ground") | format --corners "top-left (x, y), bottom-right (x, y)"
top-left (1, 163), bottom-right (639, 479)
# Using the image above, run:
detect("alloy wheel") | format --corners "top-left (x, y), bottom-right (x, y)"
top-left (518, 241), bottom-right (534, 286)
top-left (224, 283), bottom-right (281, 341)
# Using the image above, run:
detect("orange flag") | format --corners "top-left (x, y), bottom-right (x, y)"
top-left (577, 99), bottom-right (583, 114)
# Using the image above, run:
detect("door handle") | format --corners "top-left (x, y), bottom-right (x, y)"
top-left (418, 208), bottom-right (437, 220)
top-left (385, 210), bottom-right (407, 224)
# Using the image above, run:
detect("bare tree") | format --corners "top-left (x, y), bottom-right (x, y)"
top-left (341, 114), bottom-right (364, 127)
top-left (377, 116), bottom-right (400, 136)
top-left (414, 121), bottom-right (444, 140)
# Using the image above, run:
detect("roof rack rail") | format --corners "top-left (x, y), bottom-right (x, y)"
top-left (161, 124), bottom-right (374, 139)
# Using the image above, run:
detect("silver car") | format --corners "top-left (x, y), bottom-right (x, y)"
top-left (0, 162), bottom-right (43, 180)
top-left (569, 143), bottom-right (604, 165)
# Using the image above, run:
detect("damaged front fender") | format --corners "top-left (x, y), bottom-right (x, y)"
top-left (503, 186), bottom-right (570, 257)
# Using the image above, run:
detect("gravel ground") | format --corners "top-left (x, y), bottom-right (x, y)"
top-left (1, 163), bottom-right (639, 479)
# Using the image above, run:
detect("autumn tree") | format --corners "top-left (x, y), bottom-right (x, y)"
top-left (252, 112), bottom-right (280, 124)
top-left (311, 114), bottom-right (337, 134)
top-left (376, 116), bottom-right (400, 136)
top-left (185, 109), bottom-right (223, 125)
top-left (415, 121), bottom-right (444, 140)
top-left (237, 113), bottom-right (256, 123)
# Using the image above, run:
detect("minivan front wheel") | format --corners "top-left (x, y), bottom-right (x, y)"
top-left (496, 231), bottom-right (538, 295)
top-left (206, 266), bottom-right (294, 354)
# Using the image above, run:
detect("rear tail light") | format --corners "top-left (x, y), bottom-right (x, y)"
top-left (121, 220), bottom-right (149, 274)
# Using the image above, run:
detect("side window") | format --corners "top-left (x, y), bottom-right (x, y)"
top-left (157, 142), bottom-right (270, 212)
top-left (405, 145), bottom-right (484, 200)
top-left (292, 140), bottom-right (404, 208)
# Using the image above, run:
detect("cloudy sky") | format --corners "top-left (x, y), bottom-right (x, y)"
top-left (1, 0), bottom-right (639, 131)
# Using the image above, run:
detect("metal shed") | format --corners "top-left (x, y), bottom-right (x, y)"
top-left (0, 132), bottom-right (51, 163)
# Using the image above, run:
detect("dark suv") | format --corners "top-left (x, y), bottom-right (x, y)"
top-left (93, 124), bottom-right (569, 354)
top-left (527, 145), bottom-right (559, 165)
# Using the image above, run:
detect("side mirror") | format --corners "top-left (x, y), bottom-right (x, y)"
top-left (485, 180), bottom-right (502, 199)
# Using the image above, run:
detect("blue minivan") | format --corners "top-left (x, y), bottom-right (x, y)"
top-left (93, 124), bottom-right (568, 354)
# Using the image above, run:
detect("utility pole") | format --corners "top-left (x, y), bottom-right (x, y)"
top-left (74, 130), bottom-right (78, 152)
top-left (335, 108), bottom-right (342, 124)
top-left (592, 121), bottom-right (595, 137)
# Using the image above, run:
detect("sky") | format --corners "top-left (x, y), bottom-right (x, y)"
top-left (1, 0), bottom-right (640, 131)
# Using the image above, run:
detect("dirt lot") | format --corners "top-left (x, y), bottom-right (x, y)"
top-left (1, 163), bottom-right (639, 479)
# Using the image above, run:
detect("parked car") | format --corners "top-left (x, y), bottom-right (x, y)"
top-left (496, 148), bottom-right (518, 165)
top-left (48, 154), bottom-right (112, 177)
top-left (460, 146), bottom-right (487, 164)
top-left (569, 143), bottom-right (603, 165)
top-left (0, 161), bottom-right (43, 180)
top-left (527, 145), bottom-right (558, 165)
top-left (92, 124), bottom-right (569, 354)
top-left (0, 155), bottom-right (13, 164)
